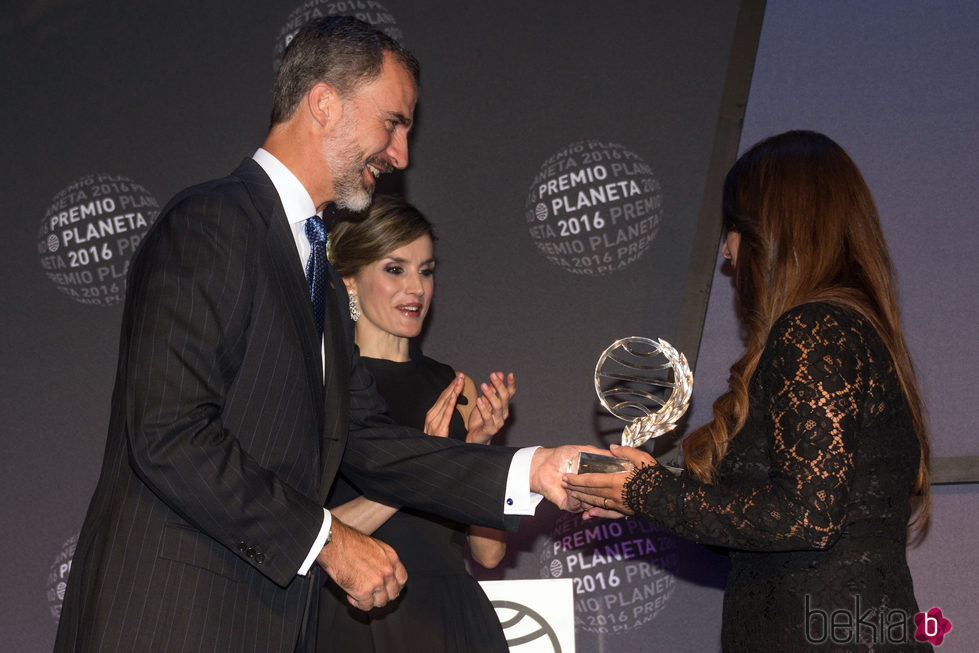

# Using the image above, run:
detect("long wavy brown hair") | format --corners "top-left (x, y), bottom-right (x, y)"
top-left (681, 130), bottom-right (930, 527)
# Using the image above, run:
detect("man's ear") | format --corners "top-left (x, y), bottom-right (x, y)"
top-left (307, 82), bottom-right (342, 129)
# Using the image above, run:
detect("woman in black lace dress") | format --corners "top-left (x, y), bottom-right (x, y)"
top-left (565, 131), bottom-right (932, 651)
top-left (316, 196), bottom-right (515, 653)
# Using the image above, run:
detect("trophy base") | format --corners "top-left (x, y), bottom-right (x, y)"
top-left (566, 451), bottom-right (635, 474)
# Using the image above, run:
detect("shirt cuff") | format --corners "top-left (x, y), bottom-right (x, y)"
top-left (298, 508), bottom-right (332, 576)
top-left (504, 446), bottom-right (544, 515)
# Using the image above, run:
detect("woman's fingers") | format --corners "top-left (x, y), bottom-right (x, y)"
top-left (424, 375), bottom-right (464, 436)
top-left (609, 444), bottom-right (656, 467)
top-left (562, 458), bottom-right (637, 516)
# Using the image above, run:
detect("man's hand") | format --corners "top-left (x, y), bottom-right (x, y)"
top-left (316, 518), bottom-right (407, 610)
top-left (529, 445), bottom-right (610, 512)
top-left (563, 444), bottom-right (652, 519)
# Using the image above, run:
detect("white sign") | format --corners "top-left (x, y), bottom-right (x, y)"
top-left (480, 578), bottom-right (575, 653)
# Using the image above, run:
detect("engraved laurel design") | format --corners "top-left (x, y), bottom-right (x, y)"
top-left (594, 337), bottom-right (693, 448)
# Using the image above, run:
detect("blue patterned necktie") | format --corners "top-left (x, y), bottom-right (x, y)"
top-left (305, 215), bottom-right (329, 336)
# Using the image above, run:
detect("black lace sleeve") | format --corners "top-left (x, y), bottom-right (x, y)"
top-left (624, 304), bottom-right (871, 552)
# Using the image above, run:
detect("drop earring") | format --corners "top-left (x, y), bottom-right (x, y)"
top-left (348, 293), bottom-right (361, 322)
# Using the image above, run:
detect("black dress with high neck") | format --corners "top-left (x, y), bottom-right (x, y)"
top-left (318, 349), bottom-right (508, 653)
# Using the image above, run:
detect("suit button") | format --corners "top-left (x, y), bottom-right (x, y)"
top-left (255, 552), bottom-right (265, 564)
top-left (237, 541), bottom-right (247, 552)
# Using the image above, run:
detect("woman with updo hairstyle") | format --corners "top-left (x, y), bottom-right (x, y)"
top-left (566, 131), bottom-right (932, 651)
top-left (316, 195), bottom-right (514, 653)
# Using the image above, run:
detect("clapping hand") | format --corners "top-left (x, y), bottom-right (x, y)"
top-left (423, 374), bottom-right (466, 437)
top-left (466, 371), bottom-right (516, 444)
top-left (422, 372), bottom-right (516, 443)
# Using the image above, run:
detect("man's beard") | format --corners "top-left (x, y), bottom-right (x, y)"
top-left (326, 139), bottom-right (373, 212)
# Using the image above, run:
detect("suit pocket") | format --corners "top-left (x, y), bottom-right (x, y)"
top-left (159, 521), bottom-right (245, 583)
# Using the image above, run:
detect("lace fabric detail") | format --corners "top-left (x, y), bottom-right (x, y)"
top-left (622, 463), bottom-right (676, 520)
top-left (622, 303), bottom-right (929, 651)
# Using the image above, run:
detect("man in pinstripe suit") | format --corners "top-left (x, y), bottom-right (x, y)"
top-left (55, 16), bottom-right (590, 653)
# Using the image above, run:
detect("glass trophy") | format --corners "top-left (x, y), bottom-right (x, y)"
top-left (568, 337), bottom-right (693, 474)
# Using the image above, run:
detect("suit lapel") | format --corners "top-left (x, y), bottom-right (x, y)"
top-left (324, 263), bottom-right (351, 388)
top-left (232, 159), bottom-right (351, 502)
top-left (233, 159), bottom-right (325, 424)
top-left (318, 259), bottom-right (351, 499)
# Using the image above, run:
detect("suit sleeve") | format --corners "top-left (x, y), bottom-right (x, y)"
top-left (338, 347), bottom-right (521, 531)
top-left (122, 190), bottom-right (323, 587)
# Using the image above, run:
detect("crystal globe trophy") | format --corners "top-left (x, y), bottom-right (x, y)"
top-left (568, 337), bottom-right (693, 474)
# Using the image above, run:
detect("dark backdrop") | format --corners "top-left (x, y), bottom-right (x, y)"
top-left (2, 1), bottom-right (974, 651)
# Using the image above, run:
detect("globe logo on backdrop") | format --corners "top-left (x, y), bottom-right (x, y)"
top-left (36, 174), bottom-right (158, 306)
top-left (539, 511), bottom-right (678, 636)
top-left (273, 0), bottom-right (404, 74)
top-left (526, 140), bottom-right (663, 276)
top-left (46, 533), bottom-right (78, 621)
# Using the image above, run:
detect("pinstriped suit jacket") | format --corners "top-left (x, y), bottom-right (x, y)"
top-left (55, 159), bottom-right (518, 653)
